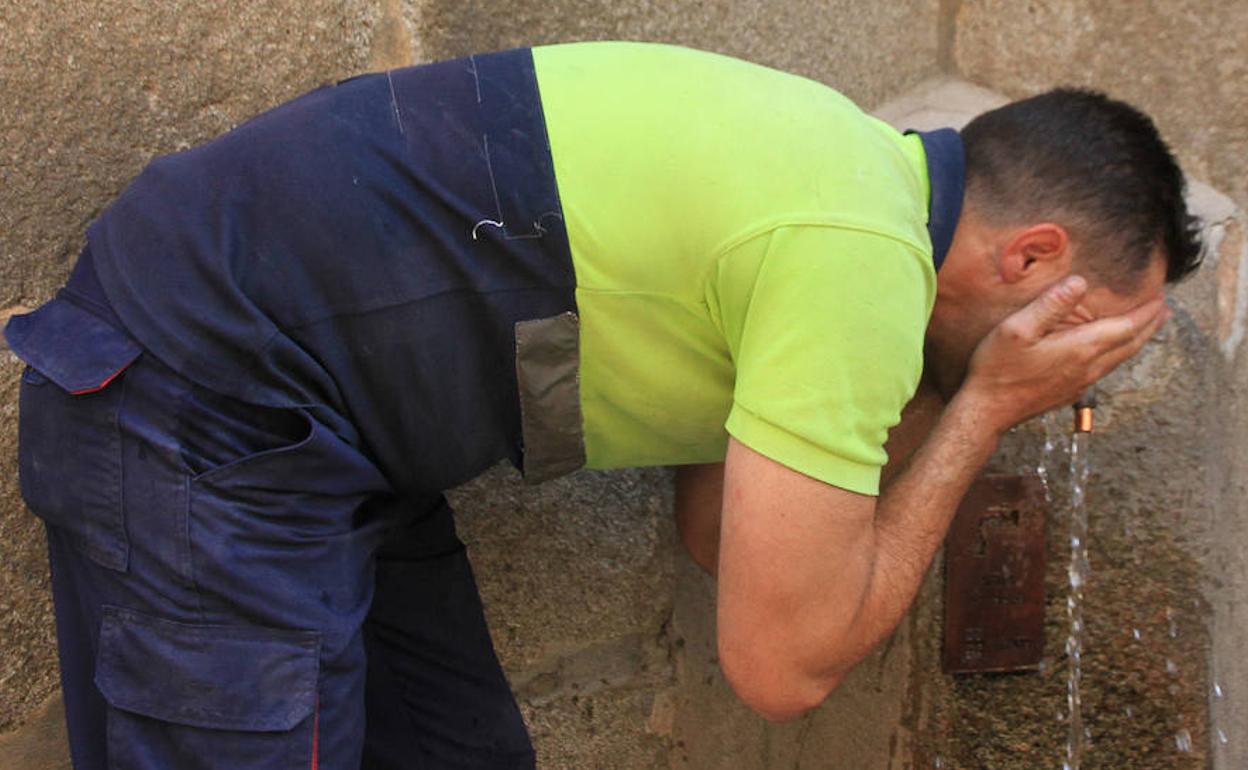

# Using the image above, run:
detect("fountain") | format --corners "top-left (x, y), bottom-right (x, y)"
top-left (1062, 394), bottom-right (1094, 770)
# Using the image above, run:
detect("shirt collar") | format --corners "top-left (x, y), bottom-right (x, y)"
top-left (905, 128), bottom-right (965, 273)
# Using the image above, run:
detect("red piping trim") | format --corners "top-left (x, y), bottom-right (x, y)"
top-left (68, 355), bottom-right (139, 395)
top-left (311, 696), bottom-right (320, 770)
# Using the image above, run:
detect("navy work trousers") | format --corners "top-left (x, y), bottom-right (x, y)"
top-left (13, 256), bottom-right (535, 769)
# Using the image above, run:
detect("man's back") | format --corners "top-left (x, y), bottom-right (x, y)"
top-left (537, 42), bottom-right (936, 491)
top-left (86, 49), bottom-right (575, 492)
top-left (79, 42), bottom-right (940, 496)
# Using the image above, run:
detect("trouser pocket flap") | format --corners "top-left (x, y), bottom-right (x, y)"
top-left (5, 296), bottom-right (140, 393)
top-left (95, 605), bottom-right (320, 732)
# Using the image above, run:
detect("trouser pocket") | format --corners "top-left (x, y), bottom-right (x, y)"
top-left (8, 296), bottom-right (142, 571)
top-left (95, 605), bottom-right (321, 770)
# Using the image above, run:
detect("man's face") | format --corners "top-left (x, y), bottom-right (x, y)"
top-left (925, 236), bottom-right (1169, 400)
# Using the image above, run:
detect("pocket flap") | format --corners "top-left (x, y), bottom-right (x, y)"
top-left (95, 606), bottom-right (320, 732)
top-left (514, 311), bottom-right (586, 484)
top-left (5, 297), bottom-right (141, 394)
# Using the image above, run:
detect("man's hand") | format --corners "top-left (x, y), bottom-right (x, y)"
top-left (715, 277), bottom-right (1168, 722)
top-left (958, 276), bottom-right (1169, 435)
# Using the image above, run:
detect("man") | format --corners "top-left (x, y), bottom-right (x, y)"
top-left (7, 41), bottom-right (1199, 768)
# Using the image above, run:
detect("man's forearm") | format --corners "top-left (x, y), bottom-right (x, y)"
top-left (675, 462), bottom-right (725, 575)
top-left (820, 391), bottom-right (1002, 677)
top-left (677, 383), bottom-right (943, 579)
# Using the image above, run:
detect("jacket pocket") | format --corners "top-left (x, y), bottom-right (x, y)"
top-left (8, 297), bottom-right (142, 571)
top-left (185, 413), bottom-right (390, 644)
top-left (176, 384), bottom-right (314, 479)
top-left (95, 605), bottom-right (320, 770)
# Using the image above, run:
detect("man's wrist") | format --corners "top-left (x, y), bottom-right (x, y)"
top-left (945, 385), bottom-right (1012, 442)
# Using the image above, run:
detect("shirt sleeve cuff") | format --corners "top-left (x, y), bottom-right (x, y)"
top-left (725, 402), bottom-right (881, 496)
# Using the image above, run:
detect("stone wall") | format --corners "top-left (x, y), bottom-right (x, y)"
top-left (412, 0), bottom-right (943, 115)
top-left (953, 0), bottom-right (1248, 219)
top-left (3, 2), bottom-right (1245, 769)
top-left (878, 82), bottom-right (1246, 770)
top-left (950, 7), bottom-right (1248, 767)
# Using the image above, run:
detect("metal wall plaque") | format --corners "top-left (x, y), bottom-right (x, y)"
top-left (943, 473), bottom-right (1047, 674)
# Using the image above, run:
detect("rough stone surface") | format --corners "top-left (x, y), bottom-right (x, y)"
top-left (669, 556), bottom-right (917, 770)
top-left (1195, 185), bottom-right (1248, 770)
top-left (450, 466), bottom-right (678, 767)
top-left (521, 688), bottom-right (671, 770)
top-left (451, 467), bottom-right (675, 670)
top-left (878, 76), bottom-right (1238, 770)
top-left (0, 694), bottom-right (70, 770)
top-left (368, 0), bottom-right (422, 70)
top-left (872, 76), bottom-right (1007, 132)
top-left (952, 8), bottom-right (1248, 766)
top-left (928, 394), bottom-right (1216, 770)
top-left (411, 0), bottom-right (943, 110)
top-left (1212, 335), bottom-right (1248, 770)
top-left (954, 1), bottom-right (1248, 221)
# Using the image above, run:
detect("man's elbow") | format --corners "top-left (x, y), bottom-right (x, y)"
top-left (678, 520), bottom-right (718, 576)
top-left (718, 641), bottom-right (845, 722)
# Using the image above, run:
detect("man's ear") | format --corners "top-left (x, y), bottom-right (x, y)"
top-left (998, 223), bottom-right (1071, 284)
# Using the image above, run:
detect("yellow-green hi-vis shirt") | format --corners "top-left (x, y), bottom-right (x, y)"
top-left (532, 42), bottom-right (953, 496)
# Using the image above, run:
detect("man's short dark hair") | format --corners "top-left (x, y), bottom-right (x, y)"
top-left (961, 88), bottom-right (1202, 287)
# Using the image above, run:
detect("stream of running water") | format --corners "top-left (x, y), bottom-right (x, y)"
top-left (1062, 430), bottom-right (1091, 770)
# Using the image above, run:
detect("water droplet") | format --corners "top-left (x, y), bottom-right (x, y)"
top-left (1175, 729), bottom-right (1192, 752)
top-left (1214, 682), bottom-right (1224, 698)
top-left (1132, 628), bottom-right (1142, 641)
top-left (934, 757), bottom-right (945, 769)
top-left (1125, 706), bottom-right (1134, 718)
top-left (1218, 728), bottom-right (1228, 745)
top-left (1165, 659), bottom-right (1179, 675)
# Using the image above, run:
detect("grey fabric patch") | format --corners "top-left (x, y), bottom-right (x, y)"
top-left (515, 312), bottom-right (586, 483)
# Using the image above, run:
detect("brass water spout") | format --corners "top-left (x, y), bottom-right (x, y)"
top-left (1073, 388), bottom-right (1096, 433)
